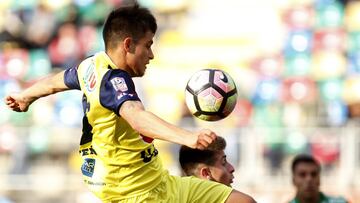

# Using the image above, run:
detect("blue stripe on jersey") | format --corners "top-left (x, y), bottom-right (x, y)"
top-left (64, 67), bottom-right (80, 90)
top-left (100, 69), bottom-right (140, 115)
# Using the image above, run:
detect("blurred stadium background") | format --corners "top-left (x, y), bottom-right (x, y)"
top-left (1, 0), bottom-right (360, 202)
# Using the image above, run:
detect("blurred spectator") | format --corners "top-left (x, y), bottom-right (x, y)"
top-left (309, 133), bottom-right (340, 173)
top-left (264, 143), bottom-right (285, 175)
top-left (0, 10), bottom-right (26, 47)
top-left (348, 102), bottom-right (360, 119)
top-left (48, 22), bottom-right (82, 69)
top-left (0, 3), bottom-right (56, 49)
top-left (288, 154), bottom-right (348, 203)
top-left (0, 196), bottom-right (14, 203)
top-left (25, 3), bottom-right (56, 48)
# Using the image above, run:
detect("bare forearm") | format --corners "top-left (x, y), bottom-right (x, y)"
top-left (22, 71), bottom-right (69, 103)
top-left (132, 110), bottom-right (195, 146)
top-left (120, 100), bottom-right (216, 149)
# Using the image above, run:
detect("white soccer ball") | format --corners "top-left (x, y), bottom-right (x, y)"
top-left (185, 69), bottom-right (238, 121)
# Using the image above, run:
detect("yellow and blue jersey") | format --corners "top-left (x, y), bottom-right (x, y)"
top-left (64, 51), bottom-right (164, 201)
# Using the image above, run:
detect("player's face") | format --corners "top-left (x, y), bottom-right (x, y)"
top-left (127, 31), bottom-right (154, 77)
top-left (292, 162), bottom-right (320, 199)
top-left (208, 151), bottom-right (235, 187)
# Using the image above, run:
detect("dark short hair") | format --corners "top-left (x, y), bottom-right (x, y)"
top-left (102, 2), bottom-right (157, 51)
top-left (179, 136), bottom-right (226, 176)
top-left (291, 154), bottom-right (321, 173)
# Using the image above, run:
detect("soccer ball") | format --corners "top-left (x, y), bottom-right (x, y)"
top-left (185, 69), bottom-right (238, 121)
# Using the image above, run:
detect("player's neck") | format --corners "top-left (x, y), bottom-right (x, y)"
top-left (105, 50), bottom-right (128, 72)
top-left (296, 194), bottom-right (320, 203)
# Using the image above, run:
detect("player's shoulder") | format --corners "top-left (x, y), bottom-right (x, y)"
top-left (80, 53), bottom-right (95, 64)
top-left (77, 54), bottom-right (96, 73)
top-left (323, 193), bottom-right (348, 203)
top-left (79, 52), bottom-right (107, 69)
top-left (328, 197), bottom-right (348, 203)
top-left (103, 69), bottom-right (132, 87)
top-left (287, 199), bottom-right (296, 203)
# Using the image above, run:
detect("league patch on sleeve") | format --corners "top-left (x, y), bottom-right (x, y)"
top-left (110, 77), bottom-right (128, 92)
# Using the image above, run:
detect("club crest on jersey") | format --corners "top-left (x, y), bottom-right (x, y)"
top-left (83, 63), bottom-right (96, 92)
top-left (111, 77), bottom-right (128, 92)
top-left (81, 158), bottom-right (95, 177)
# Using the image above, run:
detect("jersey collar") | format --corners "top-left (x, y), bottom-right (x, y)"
top-left (99, 51), bottom-right (117, 69)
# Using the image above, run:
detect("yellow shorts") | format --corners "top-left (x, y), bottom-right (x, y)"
top-left (116, 173), bottom-right (233, 203)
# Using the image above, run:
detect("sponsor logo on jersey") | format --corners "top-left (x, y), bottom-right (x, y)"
top-left (81, 158), bottom-right (95, 177)
top-left (83, 63), bottom-right (96, 92)
top-left (140, 144), bottom-right (158, 163)
top-left (111, 77), bottom-right (128, 92)
top-left (79, 145), bottom-right (97, 156)
top-left (117, 93), bottom-right (135, 100)
top-left (84, 179), bottom-right (106, 186)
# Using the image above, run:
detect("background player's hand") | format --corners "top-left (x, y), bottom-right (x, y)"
top-left (4, 93), bottom-right (31, 112)
top-left (190, 129), bottom-right (217, 150)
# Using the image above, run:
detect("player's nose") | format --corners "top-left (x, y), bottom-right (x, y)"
top-left (149, 49), bottom-right (154, 59)
top-left (228, 163), bottom-right (235, 173)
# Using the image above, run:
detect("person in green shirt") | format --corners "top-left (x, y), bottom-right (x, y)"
top-left (289, 154), bottom-right (349, 203)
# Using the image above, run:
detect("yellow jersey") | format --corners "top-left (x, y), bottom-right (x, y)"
top-left (64, 52), bottom-right (164, 201)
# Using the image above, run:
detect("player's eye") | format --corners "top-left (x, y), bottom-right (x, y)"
top-left (311, 172), bottom-right (318, 177)
top-left (298, 172), bottom-right (306, 178)
top-left (146, 41), bottom-right (153, 49)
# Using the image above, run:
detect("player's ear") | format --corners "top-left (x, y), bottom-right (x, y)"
top-left (123, 37), bottom-right (135, 53)
top-left (199, 167), bottom-right (211, 179)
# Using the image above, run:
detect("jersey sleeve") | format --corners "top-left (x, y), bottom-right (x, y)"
top-left (64, 66), bottom-right (80, 90)
top-left (100, 69), bottom-right (141, 115)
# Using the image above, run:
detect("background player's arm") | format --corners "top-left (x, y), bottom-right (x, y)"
top-left (4, 70), bottom-right (70, 112)
top-left (119, 100), bottom-right (216, 149)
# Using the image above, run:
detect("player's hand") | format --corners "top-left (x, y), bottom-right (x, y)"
top-left (191, 129), bottom-right (217, 150)
top-left (4, 93), bottom-right (31, 112)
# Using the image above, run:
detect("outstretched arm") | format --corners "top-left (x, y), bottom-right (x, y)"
top-left (119, 100), bottom-right (217, 149)
top-left (4, 70), bottom-right (71, 112)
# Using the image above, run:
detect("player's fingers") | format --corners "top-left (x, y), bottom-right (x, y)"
top-left (197, 139), bottom-right (208, 150)
top-left (200, 137), bottom-right (214, 149)
top-left (6, 102), bottom-right (22, 112)
top-left (8, 104), bottom-right (19, 111)
top-left (8, 105), bottom-right (19, 112)
top-left (208, 131), bottom-right (217, 141)
top-left (202, 129), bottom-right (217, 140)
top-left (4, 96), bottom-right (14, 105)
top-left (5, 98), bottom-right (21, 110)
top-left (13, 108), bottom-right (21, 112)
top-left (201, 134), bottom-right (214, 145)
top-left (202, 131), bottom-right (217, 144)
top-left (8, 100), bottom-right (18, 106)
top-left (197, 145), bottom-right (205, 150)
